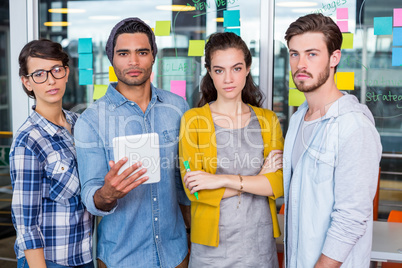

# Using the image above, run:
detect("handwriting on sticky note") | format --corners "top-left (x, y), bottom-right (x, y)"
top-left (170, 80), bottom-right (186, 100)
top-left (155, 21), bottom-right (171, 36)
top-left (188, 40), bottom-right (205, 56)
top-left (93, 85), bottom-right (108, 100)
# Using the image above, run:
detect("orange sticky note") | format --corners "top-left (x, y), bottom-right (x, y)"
top-left (336, 72), bottom-right (354, 90)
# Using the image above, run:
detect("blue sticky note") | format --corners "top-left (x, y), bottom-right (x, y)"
top-left (393, 27), bottom-right (402, 46)
top-left (79, 69), bottom-right (93, 85)
top-left (224, 27), bottom-right (240, 36)
top-left (78, 38), bottom-right (93, 54)
top-left (392, 47), bottom-right (402, 66)
top-left (223, 10), bottom-right (240, 27)
top-left (374, 17), bottom-right (393, 35)
top-left (78, 53), bottom-right (93, 69)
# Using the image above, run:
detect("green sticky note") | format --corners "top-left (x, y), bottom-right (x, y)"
top-left (289, 89), bottom-right (305, 106)
top-left (93, 85), bottom-right (108, 100)
top-left (78, 53), bottom-right (93, 69)
top-left (289, 71), bottom-right (296, 88)
top-left (336, 72), bottom-right (354, 90)
top-left (78, 38), bottom-right (92, 54)
top-left (155, 21), bottom-right (171, 36)
top-left (188, 40), bottom-right (205, 57)
top-left (341, 33), bottom-right (353, 49)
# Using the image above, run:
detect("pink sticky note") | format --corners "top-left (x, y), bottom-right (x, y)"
top-left (150, 72), bottom-right (155, 83)
top-left (337, 20), bottom-right (348, 33)
top-left (337, 8), bottom-right (348, 19)
top-left (170, 80), bottom-right (186, 100)
top-left (394, 8), bottom-right (402, 27)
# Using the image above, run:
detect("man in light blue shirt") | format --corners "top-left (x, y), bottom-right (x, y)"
top-left (283, 14), bottom-right (382, 267)
top-left (74, 18), bottom-right (190, 268)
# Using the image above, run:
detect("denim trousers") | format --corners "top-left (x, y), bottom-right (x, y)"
top-left (17, 257), bottom-right (94, 268)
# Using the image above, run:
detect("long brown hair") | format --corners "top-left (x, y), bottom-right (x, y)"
top-left (198, 32), bottom-right (264, 107)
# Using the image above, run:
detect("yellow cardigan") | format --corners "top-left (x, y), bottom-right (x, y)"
top-left (179, 103), bottom-right (284, 247)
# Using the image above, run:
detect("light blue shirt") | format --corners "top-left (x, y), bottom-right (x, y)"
top-left (74, 83), bottom-right (189, 268)
top-left (283, 93), bottom-right (382, 268)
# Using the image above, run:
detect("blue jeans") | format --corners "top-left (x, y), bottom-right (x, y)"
top-left (17, 257), bottom-right (94, 268)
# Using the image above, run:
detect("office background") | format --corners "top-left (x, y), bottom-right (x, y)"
top-left (0, 0), bottom-right (401, 265)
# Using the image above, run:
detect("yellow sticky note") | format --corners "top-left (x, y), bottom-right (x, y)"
top-left (289, 89), bottom-right (306, 106)
top-left (188, 40), bottom-right (205, 56)
top-left (336, 72), bottom-right (355, 90)
top-left (289, 71), bottom-right (296, 88)
top-left (341, 33), bottom-right (353, 49)
top-left (109, 66), bottom-right (117, 82)
top-left (155, 21), bottom-right (171, 36)
top-left (93, 85), bottom-right (108, 100)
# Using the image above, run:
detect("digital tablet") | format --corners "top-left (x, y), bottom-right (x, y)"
top-left (112, 133), bottom-right (161, 184)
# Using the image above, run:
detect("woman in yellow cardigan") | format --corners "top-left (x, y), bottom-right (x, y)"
top-left (179, 32), bottom-right (284, 267)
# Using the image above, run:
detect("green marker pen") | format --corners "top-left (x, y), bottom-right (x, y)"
top-left (183, 161), bottom-right (199, 200)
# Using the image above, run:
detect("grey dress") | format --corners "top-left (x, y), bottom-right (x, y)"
top-left (189, 108), bottom-right (279, 268)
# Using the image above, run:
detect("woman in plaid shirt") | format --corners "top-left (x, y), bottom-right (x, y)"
top-left (9, 39), bottom-right (93, 268)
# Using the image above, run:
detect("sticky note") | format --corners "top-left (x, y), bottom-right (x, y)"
top-left (394, 8), bottom-right (402, 27)
top-left (289, 89), bottom-right (305, 106)
top-left (374, 17), bottom-right (393, 35)
top-left (78, 38), bottom-right (92, 54)
top-left (289, 71), bottom-right (296, 88)
top-left (109, 66), bottom-right (117, 82)
top-left (224, 27), bottom-right (241, 36)
top-left (188, 40), bottom-right (205, 56)
top-left (150, 72), bottom-right (155, 83)
top-left (155, 21), bottom-right (171, 36)
top-left (341, 33), bottom-right (353, 49)
top-left (223, 10), bottom-right (240, 27)
top-left (79, 69), bottom-right (93, 85)
top-left (93, 85), bottom-right (108, 100)
top-left (337, 21), bottom-right (348, 33)
top-left (392, 47), bottom-right (402, 66)
top-left (393, 27), bottom-right (402, 46)
top-left (336, 8), bottom-right (348, 19)
top-left (170, 80), bottom-right (186, 100)
top-left (335, 72), bottom-right (354, 90)
top-left (78, 53), bottom-right (93, 69)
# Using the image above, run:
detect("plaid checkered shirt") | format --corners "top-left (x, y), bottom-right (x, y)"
top-left (9, 107), bottom-right (93, 266)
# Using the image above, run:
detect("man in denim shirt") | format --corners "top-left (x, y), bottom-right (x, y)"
top-left (74, 18), bottom-right (190, 268)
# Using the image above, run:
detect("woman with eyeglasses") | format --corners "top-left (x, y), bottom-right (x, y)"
top-left (9, 39), bottom-right (93, 268)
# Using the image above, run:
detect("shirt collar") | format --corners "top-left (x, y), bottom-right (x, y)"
top-left (106, 82), bottom-right (164, 109)
top-left (30, 105), bottom-right (68, 137)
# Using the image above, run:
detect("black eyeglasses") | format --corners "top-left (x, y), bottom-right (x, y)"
top-left (26, 66), bottom-right (67, 84)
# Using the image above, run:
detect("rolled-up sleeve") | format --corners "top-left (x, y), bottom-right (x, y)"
top-left (10, 146), bottom-right (45, 251)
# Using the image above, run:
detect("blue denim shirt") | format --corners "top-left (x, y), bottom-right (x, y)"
top-left (74, 83), bottom-right (190, 268)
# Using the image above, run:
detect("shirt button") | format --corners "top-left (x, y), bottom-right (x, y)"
top-left (155, 218), bottom-right (158, 221)
top-left (156, 235), bottom-right (159, 239)
top-left (154, 198), bottom-right (157, 201)
top-left (131, 103), bottom-right (134, 106)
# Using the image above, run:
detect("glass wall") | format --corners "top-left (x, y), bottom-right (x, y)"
top-left (37, 0), bottom-right (262, 110)
top-left (273, 0), bottom-right (402, 219)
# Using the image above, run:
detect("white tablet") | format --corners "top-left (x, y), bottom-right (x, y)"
top-left (112, 133), bottom-right (161, 184)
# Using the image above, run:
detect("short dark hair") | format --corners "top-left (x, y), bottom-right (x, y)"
top-left (285, 13), bottom-right (342, 70)
top-left (18, 39), bottom-right (69, 99)
top-left (198, 32), bottom-right (264, 107)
